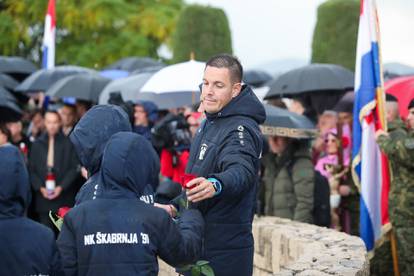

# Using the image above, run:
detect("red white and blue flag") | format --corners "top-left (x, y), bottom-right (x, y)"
top-left (42, 0), bottom-right (56, 69)
top-left (352, 0), bottom-right (390, 251)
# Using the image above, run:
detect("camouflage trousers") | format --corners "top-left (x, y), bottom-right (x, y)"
top-left (370, 228), bottom-right (414, 276)
top-left (394, 227), bottom-right (414, 275)
top-left (370, 236), bottom-right (393, 276)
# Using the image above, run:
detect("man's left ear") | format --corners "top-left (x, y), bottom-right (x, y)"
top-left (232, 83), bottom-right (242, 98)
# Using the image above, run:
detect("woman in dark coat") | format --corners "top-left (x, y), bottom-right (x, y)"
top-left (29, 110), bottom-right (80, 230)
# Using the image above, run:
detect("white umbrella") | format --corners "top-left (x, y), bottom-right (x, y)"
top-left (138, 60), bottom-right (205, 109)
top-left (252, 86), bottom-right (270, 102)
top-left (140, 60), bottom-right (205, 93)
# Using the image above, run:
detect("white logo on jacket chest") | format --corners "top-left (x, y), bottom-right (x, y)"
top-left (199, 143), bottom-right (208, 160)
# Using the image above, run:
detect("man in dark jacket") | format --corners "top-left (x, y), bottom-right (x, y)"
top-left (57, 132), bottom-right (204, 276)
top-left (0, 145), bottom-right (61, 275)
top-left (29, 110), bottom-right (80, 230)
top-left (185, 54), bottom-right (265, 276)
top-left (69, 105), bottom-right (132, 205)
top-left (133, 100), bottom-right (158, 141)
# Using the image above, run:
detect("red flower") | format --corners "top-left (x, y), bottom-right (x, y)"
top-left (57, 206), bottom-right (71, 218)
top-left (180, 173), bottom-right (197, 189)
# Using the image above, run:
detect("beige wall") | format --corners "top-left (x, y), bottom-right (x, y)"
top-left (159, 216), bottom-right (369, 276)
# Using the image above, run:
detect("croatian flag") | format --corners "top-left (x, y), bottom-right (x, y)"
top-left (42, 0), bottom-right (56, 69)
top-left (352, 0), bottom-right (390, 251)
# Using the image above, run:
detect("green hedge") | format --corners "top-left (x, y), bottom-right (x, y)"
top-left (172, 5), bottom-right (232, 62)
top-left (311, 0), bottom-right (359, 71)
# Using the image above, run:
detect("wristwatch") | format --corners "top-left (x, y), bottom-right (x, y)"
top-left (207, 178), bottom-right (222, 196)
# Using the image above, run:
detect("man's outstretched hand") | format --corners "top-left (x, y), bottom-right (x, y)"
top-left (186, 177), bottom-right (215, 203)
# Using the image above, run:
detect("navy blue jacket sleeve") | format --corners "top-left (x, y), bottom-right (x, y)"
top-left (49, 238), bottom-right (63, 276)
top-left (56, 214), bottom-right (78, 276)
top-left (158, 209), bottom-right (204, 267)
top-left (210, 127), bottom-right (261, 199)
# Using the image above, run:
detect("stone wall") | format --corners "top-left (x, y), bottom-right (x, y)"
top-left (159, 216), bottom-right (369, 276)
top-left (253, 217), bottom-right (369, 276)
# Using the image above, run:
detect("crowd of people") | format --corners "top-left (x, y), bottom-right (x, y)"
top-left (1, 53), bottom-right (413, 275)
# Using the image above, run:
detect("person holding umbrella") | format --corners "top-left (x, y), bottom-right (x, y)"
top-left (260, 104), bottom-right (331, 227)
top-left (58, 104), bottom-right (77, 136)
top-left (262, 134), bottom-right (315, 223)
top-left (133, 100), bottom-right (158, 141)
top-left (27, 109), bottom-right (45, 142)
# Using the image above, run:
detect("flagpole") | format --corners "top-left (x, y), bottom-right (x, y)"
top-left (390, 229), bottom-right (400, 276)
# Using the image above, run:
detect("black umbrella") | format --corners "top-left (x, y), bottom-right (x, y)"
top-left (0, 87), bottom-right (23, 122)
top-left (99, 72), bottom-right (155, 104)
top-left (0, 73), bottom-right (19, 90)
top-left (293, 90), bottom-right (347, 118)
top-left (105, 57), bottom-right (165, 72)
top-left (15, 65), bottom-right (96, 93)
top-left (333, 91), bottom-right (354, 113)
top-left (0, 73), bottom-right (29, 104)
top-left (130, 64), bottom-right (165, 75)
top-left (46, 74), bottom-right (111, 103)
top-left (243, 70), bottom-right (272, 87)
top-left (260, 104), bottom-right (317, 139)
top-left (265, 63), bottom-right (354, 99)
top-left (0, 56), bottom-right (37, 76)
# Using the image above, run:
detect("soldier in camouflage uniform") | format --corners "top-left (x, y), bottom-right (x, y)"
top-left (375, 100), bottom-right (414, 275)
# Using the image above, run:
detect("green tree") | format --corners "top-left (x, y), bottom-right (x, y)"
top-left (311, 0), bottom-right (359, 71)
top-left (172, 4), bottom-right (232, 63)
top-left (0, 0), bottom-right (183, 68)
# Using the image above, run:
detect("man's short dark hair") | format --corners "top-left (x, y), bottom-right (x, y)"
top-left (62, 104), bottom-right (76, 113)
top-left (408, 98), bottom-right (414, 110)
top-left (385, 93), bottom-right (398, 103)
top-left (206, 54), bottom-right (243, 84)
top-left (0, 123), bottom-right (11, 142)
top-left (45, 109), bottom-right (61, 120)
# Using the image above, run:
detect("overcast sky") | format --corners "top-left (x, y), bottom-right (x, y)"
top-left (185, 0), bottom-right (414, 69)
